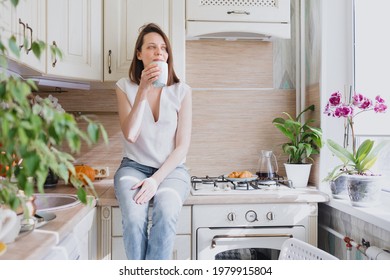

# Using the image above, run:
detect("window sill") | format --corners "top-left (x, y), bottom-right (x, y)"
top-left (323, 189), bottom-right (390, 232)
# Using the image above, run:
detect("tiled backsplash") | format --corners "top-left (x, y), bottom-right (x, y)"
top-left (45, 40), bottom-right (296, 179)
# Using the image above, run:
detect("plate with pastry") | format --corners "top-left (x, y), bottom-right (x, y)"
top-left (225, 171), bottom-right (258, 182)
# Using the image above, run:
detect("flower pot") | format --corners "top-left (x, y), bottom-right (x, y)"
top-left (347, 174), bottom-right (383, 207)
top-left (284, 163), bottom-right (312, 188)
top-left (329, 175), bottom-right (348, 199)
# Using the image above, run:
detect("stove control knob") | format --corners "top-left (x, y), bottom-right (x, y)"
top-left (227, 212), bottom-right (236, 221)
top-left (245, 210), bottom-right (258, 222)
top-left (266, 211), bottom-right (274, 221)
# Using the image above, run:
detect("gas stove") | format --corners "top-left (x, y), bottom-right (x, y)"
top-left (190, 175), bottom-right (294, 196)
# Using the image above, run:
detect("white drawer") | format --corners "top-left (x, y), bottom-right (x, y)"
top-left (112, 206), bottom-right (191, 236)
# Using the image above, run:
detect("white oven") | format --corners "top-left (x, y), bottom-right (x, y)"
top-left (192, 203), bottom-right (315, 260)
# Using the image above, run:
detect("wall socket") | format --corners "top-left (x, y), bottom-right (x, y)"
top-left (93, 166), bottom-right (109, 179)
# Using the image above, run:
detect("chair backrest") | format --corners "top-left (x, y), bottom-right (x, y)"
top-left (279, 238), bottom-right (338, 260)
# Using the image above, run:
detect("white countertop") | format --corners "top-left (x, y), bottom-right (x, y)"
top-left (186, 186), bottom-right (330, 205)
top-left (324, 190), bottom-right (390, 232)
top-left (0, 199), bottom-right (96, 260)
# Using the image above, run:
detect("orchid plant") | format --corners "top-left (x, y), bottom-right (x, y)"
top-left (323, 90), bottom-right (388, 181)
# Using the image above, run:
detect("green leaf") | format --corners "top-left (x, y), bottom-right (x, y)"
top-left (355, 139), bottom-right (374, 163)
top-left (360, 140), bottom-right (390, 170)
top-left (296, 104), bottom-right (315, 121)
top-left (8, 36), bottom-right (20, 57)
top-left (99, 123), bottom-right (109, 144)
top-left (87, 122), bottom-right (99, 143)
top-left (274, 123), bottom-right (295, 142)
top-left (323, 164), bottom-right (347, 181)
top-left (35, 169), bottom-right (49, 193)
top-left (0, 55), bottom-right (7, 68)
top-left (77, 187), bottom-right (87, 204)
top-left (327, 139), bottom-right (354, 163)
top-left (22, 152), bottom-right (41, 175)
top-left (31, 41), bottom-right (42, 59)
top-left (10, 0), bottom-right (19, 7)
top-left (17, 126), bottom-right (29, 145)
top-left (50, 44), bottom-right (63, 60)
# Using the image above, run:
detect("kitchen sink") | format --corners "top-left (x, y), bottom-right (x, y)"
top-left (33, 193), bottom-right (80, 212)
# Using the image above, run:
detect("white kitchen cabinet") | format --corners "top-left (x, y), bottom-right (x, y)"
top-left (99, 205), bottom-right (191, 260)
top-left (3, 0), bottom-right (185, 82)
top-left (0, 0), bottom-right (46, 73)
top-left (186, 0), bottom-right (290, 23)
top-left (103, 0), bottom-right (185, 82)
top-left (46, 0), bottom-right (103, 81)
top-left (42, 208), bottom-right (96, 260)
top-left (185, 0), bottom-right (291, 39)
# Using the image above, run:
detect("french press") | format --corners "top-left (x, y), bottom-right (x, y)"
top-left (257, 150), bottom-right (279, 179)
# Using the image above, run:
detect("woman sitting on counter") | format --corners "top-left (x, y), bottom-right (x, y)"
top-left (113, 23), bottom-right (192, 260)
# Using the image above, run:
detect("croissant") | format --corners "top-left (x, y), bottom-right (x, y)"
top-left (228, 171), bottom-right (253, 178)
top-left (228, 171), bottom-right (240, 178)
top-left (239, 171), bottom-right (253, 178)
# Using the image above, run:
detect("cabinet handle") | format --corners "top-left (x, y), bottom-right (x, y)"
top-left (227, 10), bottom-right (250, 15)
top-left (26, 23), bottom-right (33, 54)
top-left (18, 18), bottom-right (25, 50)
top-left (108, 50), bottom-right (112, 74)
top-left (52, 41), bottom-right (58, 67)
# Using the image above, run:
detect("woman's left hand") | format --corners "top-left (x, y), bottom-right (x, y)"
top-left (132, 177), bottom-right (158, 204)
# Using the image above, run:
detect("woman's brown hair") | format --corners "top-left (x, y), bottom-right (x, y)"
top-left (129, 23), bottom-right (179, 86)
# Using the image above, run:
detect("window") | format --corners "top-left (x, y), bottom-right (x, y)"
top-left (354, 0), bottom-right (390, 136)
top-left (353, 0), bottom-right (390, 213)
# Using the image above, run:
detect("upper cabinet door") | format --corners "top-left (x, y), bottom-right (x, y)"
top-left (103, 0), bottom-right (170, 82)
top-left (47, 0), bottom-right (103, 81)
top-left (186, 0), bottom-right (290, 23)
top-left (0, 0), bottom-right (46, 73)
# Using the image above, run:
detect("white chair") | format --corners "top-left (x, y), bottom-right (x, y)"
top-left (279, 238), bottom-right (339, 260)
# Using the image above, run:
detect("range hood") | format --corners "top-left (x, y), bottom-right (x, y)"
top-left (186, 22), bottom-right (290, 41)
top-left (186, 0), bottom-right (291, 40)
top-left (25, 76), bottom-right (91, 90)
top-left (4, 59), bottom-right (91, 90)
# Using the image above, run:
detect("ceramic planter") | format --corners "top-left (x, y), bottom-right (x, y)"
top-left (347, 174), bottom-right (383, 207)
top-left (284, 163), bottom-right (312, 188)
top-left (329, 175), bottom-right (348, 199)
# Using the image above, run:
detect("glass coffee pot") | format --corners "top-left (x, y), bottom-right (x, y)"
top-left (257, 150), bottom-right (278, 179)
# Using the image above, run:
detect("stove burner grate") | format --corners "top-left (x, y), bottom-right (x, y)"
top-left (191, 174), bottom-right (292, 191)
top-left (191, 175), bottom-right (233, 190)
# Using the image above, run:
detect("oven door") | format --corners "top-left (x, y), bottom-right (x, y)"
top-left (196, 226), bottom-right (306, 260)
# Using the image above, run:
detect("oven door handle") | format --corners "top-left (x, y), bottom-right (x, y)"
top-left (211, 233), bottom-right (293, 248)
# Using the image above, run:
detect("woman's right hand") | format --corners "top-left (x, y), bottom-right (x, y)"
top-left (132, 177), bottom-right (158, 204)
top-left (139, 63), bottom-right (161, 90)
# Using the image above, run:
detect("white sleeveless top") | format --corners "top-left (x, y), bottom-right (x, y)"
top-left (116, 78), bottom-right (190, 168)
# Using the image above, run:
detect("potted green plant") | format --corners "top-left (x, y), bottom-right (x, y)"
top-left (323, 90), bottom-right (388, 206)
top-left (272, 104), bottom-right (323, 187)
top-left (0, 0), bottom-right (108, 221)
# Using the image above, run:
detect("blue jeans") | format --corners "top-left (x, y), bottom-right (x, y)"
top-left (114, 157), bottom-right (190, 260)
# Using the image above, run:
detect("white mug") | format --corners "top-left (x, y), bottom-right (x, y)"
top-left (150, 60), bottom-right (168, 88)
top-left (0, 208), bottom-right (20, 244)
